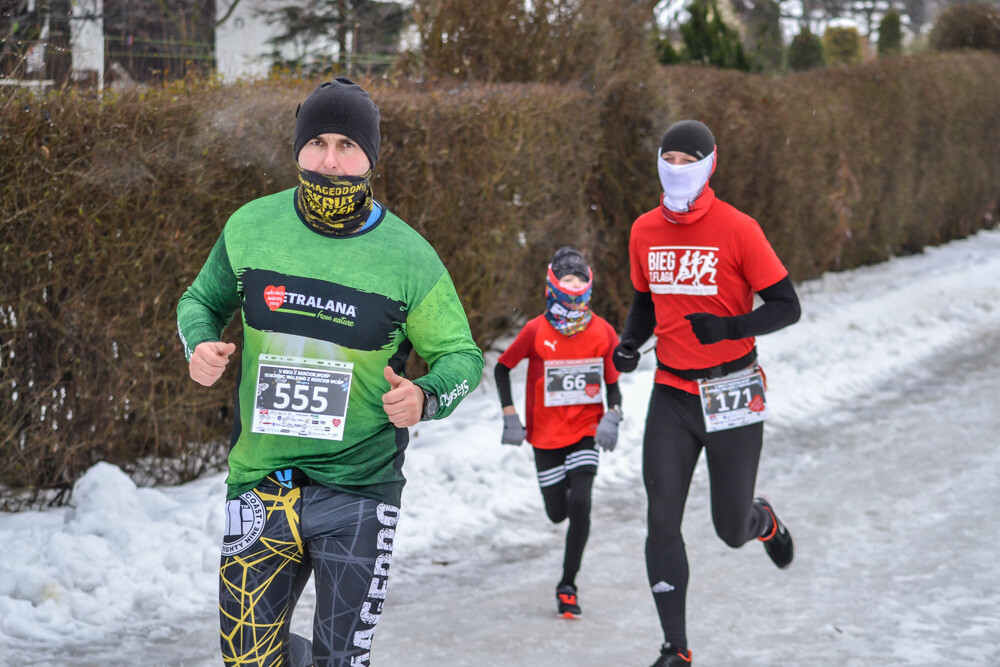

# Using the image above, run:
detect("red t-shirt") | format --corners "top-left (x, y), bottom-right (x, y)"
top-left (497, 314), bottom-right (620, 449)
top-left (629, 197), bottom-right (787, 394)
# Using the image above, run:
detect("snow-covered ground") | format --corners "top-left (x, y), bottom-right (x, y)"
top-left (3, 228), bottom-right (1000, 666)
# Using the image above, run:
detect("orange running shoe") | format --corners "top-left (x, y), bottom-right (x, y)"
top-left (555, 584), bottom-right (581, 618)
top-left (756, 497), bottom-right (794, 569)
top-left (649, 643), bottom-right (692, 666)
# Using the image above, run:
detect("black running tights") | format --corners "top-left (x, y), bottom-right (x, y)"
top-left (642, 383), bottom-right (769, 649)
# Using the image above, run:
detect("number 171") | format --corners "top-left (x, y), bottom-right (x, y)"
top-left (716, 388), bottom-right (751, 411)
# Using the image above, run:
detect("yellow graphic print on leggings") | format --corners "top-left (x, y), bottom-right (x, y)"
top-left (220, 480), bottom-right (304, 666)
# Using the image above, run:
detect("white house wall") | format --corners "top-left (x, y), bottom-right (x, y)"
top-left (215, 0), bottom-right (307, 82)
top-left (70, 0), bottom-right (104, 88)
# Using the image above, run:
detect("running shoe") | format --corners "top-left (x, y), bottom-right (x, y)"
top-left (649, 643), bottom-right (692, 666)
top-left (755, 497), bottom-right (794, 569)
top-left (555, 584), bottom-right (581, 618)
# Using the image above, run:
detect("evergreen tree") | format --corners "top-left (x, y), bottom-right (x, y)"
top-left (655, 33), bottom-right (685, 65)
top-left (260, 0), bottom-right (405, 74)
top-left (822, 25), bottom-right (862, 66)
top-left (679, 0), bottom-right (750, 71)
top-left (787, 25), bottom-right (825, 71)
top-left (929, 1), bottom-right (1000, 53)
top-left (746, 0), bottom-right (785, 73)
top-left (877, 8), bottom-right (903, 57)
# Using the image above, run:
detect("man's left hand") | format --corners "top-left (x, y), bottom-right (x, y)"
top-left (685, 312), bottom-right (732, 345)
top-left (382, 366), bottom-right (424, 428)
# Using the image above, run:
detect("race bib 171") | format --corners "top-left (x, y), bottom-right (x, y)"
top-left (698, 368), bottom-right (768, 433)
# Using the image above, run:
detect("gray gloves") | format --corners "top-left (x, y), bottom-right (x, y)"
top-left (501, 413), bottom-right (526, 445)
top-left (595, 409), bottom-right (622, 451)
top-left (503, 410), bottom-right (621, 449)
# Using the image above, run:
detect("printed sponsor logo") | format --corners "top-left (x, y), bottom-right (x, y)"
top-left (646, 246), bottom-right (719, 295)
top-left (262, 286), bottom-right (359, 319)
top-left (243, 269), bottom-right (405, 351)
top-left (651, 580), bottom-right (676, 594)
top-left (352, 503), bottom-right (400, 663)
top-left (222, 492), bottom-right (266, 556)
top-left (543, 339), bottom-right (557, 352)
top-left (439, 379), bottom-right (470, 408)
top-left (584, 383), bottom-right (601, 397)
top-left (264, 285), bottom-right (286, 311)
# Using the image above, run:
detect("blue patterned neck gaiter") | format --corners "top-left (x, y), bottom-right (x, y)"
top-left (544, 266), bottom-right (593, 337)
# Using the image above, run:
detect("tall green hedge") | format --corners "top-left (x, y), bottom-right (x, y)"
top-left (2, 52), bottom-right (999, 506)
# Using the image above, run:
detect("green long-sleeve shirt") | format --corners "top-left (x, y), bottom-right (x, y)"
top-left (177, 189), bottom-right (483, 505)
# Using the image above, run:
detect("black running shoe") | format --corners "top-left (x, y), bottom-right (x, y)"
top-left (756, 497), bottom-right (793, 569)
top-left (649, 643), bottom-right (692, 666)
top-left (555, 584), bottom-right (581, 618)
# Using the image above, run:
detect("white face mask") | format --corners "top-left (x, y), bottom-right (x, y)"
top-left (657, 150), bottom-right (715, 212)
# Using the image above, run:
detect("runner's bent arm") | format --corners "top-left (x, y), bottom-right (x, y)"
top-left (406, 271), bottom-right (484, 419)
top-left (619, 289), bottom-right (656, 349)
top-left (494, 320), bottom-right (535, 415)
top-left (685, 276), bottom-right (801, 345)
top-left (177, 233), bottom-right (241, 361)
top-left (729, 276), bottom-right (800, 338)
top-left (494, 362), bottom-right (516, 412)
top-left (605, 381), bottom-right (622, 412)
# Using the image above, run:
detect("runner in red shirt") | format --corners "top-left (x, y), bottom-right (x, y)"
top-left (612, 121), bottom-right (801, 667)
top-left (495, 247), bottom-right (622, 619)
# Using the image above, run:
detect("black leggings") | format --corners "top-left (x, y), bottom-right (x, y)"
top-left (219, 473), bottom-right (399, 667)
top-left (643, 384), bottom-right (770, 649)
top-left (533, 437), bottom-right (598, 588)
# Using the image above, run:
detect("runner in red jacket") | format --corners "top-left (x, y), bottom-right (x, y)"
top-left (494, 247), bottom-right (622, 619)
top-left (612, 121), bottom-right (801, 667)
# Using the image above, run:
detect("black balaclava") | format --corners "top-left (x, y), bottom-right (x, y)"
top-left (659, 120), bottom-right (715, 160)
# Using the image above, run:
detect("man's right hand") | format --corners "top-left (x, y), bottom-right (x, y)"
top-left (189, 341), bottom-right (237, 387)
top-left (501, 413), bottom-right (526, 446)
top-left (612, 342), bottom-right (640, 373)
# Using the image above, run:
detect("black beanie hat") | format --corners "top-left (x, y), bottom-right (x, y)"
top-left (294, 76), bottom-right (380, 167)
top-left (659, 120), bottom-right (715, 161)
top-left (551, 247), bottom-right (590, 281)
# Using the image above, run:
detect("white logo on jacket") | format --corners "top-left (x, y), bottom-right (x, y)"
top-left (543, 339), bottom-right (557, 352)
top-left (647, 246), bottom-right (719, 295)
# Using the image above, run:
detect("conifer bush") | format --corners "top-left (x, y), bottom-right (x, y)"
top-left (788, 27), bottom-right (826, 71)
top-left (878, 9), bottom-right (904, 57)
top-left (823, 26), bottom-right (864, 66)
top-left (929, 2), bottom-right (1000, 53)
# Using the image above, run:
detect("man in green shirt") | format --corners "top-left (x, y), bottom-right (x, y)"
top-left (177, 77), bottom-right (483, 667)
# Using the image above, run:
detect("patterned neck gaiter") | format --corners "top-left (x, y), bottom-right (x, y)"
top-left (294, 166), bottom-right (374, 235)
top-left (544, 266), bottom-right (593, 337)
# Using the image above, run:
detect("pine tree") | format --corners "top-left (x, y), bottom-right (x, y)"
top-left (877, 8), bottom-right (903, 57)
top-left (260, 0), bottom-right (405, 74)
top-left (679, 0), bottom-right (750, 71)
top-left (746, 0), bottom-right (785, 73)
